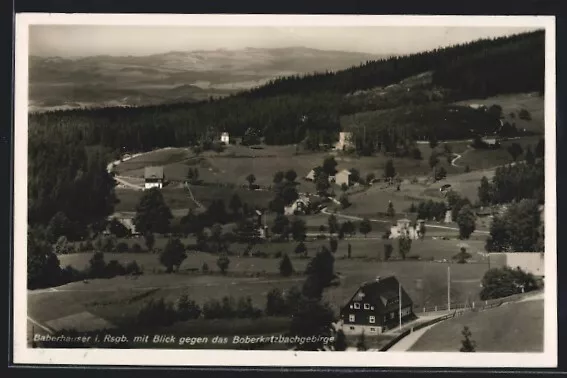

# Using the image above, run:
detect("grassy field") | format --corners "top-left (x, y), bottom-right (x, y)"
top-left (114, 187), bottom-right (198, 212)
top-left (409, 299), bottom-right (544, 352)
top-left (455, 92), bottom-right (544, 133)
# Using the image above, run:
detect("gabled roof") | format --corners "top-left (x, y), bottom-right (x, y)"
top-left (144, 166), bottom-right (164, 180)
top-left (342, 276), bottom-right (414, 314)
top-left (337, 169), bottom-right (351, 175)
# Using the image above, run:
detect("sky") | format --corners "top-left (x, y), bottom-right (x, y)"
top-left (29, 25), bottom-right (540, 57)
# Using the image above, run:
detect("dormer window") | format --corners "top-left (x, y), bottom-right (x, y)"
top-left (354, 303), bottom-right (360, 309)
top-left (369, 316), bottom-right (376, 324)
top-left (364, 303), bottom-right (370, 310)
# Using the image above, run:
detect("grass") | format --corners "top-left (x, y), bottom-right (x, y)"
top-left (409, 299), bottom-right (544, 352)
top-left (114, 187), bottom-right (197, 212)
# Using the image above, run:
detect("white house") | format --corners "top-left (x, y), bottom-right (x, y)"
top-left (335, 169), bottom-right (352, 187)
top-left (335, 132), bottom-right (354, 151)
top-left (144, 166), bottom-right (164, 190)
top-left (221, 132), bottom-right (230, 144)
top-left (389, 219), bottom-right (424, 240)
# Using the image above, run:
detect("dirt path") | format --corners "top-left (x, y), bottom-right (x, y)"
top-left (387, 322), bottom-right (441, 351)
top-left (184, 183), bottom-right (205, 210)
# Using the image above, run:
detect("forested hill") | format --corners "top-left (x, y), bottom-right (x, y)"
top-left (242, 30), bottom-right (544, 99)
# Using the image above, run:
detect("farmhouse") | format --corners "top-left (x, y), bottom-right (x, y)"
top-left (144, 166), bottom-right (164, 190)
top-left (335, 169), bottom-right (352, 187)
top-left (106, 212), bottom-right (139, 236)
top-left (340, 276), bottom-right (415, 335)
top-left (284, 195), bottom-right (310, 216)
top-left (489, 252), bottom-right (545, 278)
top-left (481, 137), bottom-right (500, 148)
top-left (220, 132), bottom-right (230, 144)
top-left (334, 131), bottom-right (354, 151)
top-left (389, 218), bottom-right (424, 240)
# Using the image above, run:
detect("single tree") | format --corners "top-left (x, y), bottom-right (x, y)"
top-left (478, 176), bottom-right (492, 206)
top-left (328, 214), bottom-right (339, 235)
top-left (295, 241), bottom-right (307, 256)
top-left (339, 193), bottom-right (350, 209)
top-left (290, 218), bottom-right (307, 242)
top-left (359, 218), bottom-right (372, 237)
top-left (535, 139), bottom-right (544, 159)
top-left (384, 243), bottom-right (394, 261)
top-left (429, 135), bottom-right (439, 149)
top-left (210, 223), bottom-right (223, 252)
top-left (347, 243), bottom-right (352, 259)
top-left (418, 222), bottom-right (426, 241)
top-left (460, 326), bottom-right (476, 352)
top-left (315, 172), bottom-right (331, 195)
top-left (384, 159), bottom-right (396, 180)
top-left (464, 165), bottom-right (471, 173)
top-left (229, 193), bottom-right (243, 215)
top-left (365, 173), bottom-right (376, 185)
top-left (217, 254), bottom-right (230, 275)
top-left (289, 297), bottom-right (335, 350)
top-left (436, 166), bottom-right (447, 181)
top-left (507, 143), bottom-right (523, 162)
top-left (272, 214), bottom-right (290, 237)
top-left (398, 235), bottom-right (412, 260)
top-left (133, 188), bottom-right (173, 234)
top-left (265, 288), bottom-right (287, 316)
top-left (160, 238), bottom-right (186, 273)
top-left (273, 171), bottom-right (284, 184)
top-left (341, 221), bottom-right (356, 237)
top-left (285, 169), bottom-right (298, 183)
top-left (356, 331), bottom-right (368, 351)
top-left (525, 146), bottom-right (536, 165)
top-left (386, 201), bottom-right (396, 218)
top-left (144, 232), bottom-right (155, 252)
top-left (456, 205), bottom-right (476, 239)
top-left (322, 156), bottom-right (338, 176)
top-left (245, 173), bottom-right (256, 188)
top-left (334, 329), bottom-right (348, 351)
top-left (340, 183), bottom-right (349, 193)
top-left (279, 253), bottom-right (294, 277)
top-left (429, 153), bottom-right (439, 179)
top-left (329, 237), bottom-right (338, 253)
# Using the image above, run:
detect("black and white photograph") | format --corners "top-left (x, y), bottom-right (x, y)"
top-left (13, 14), bottom-right (557, 367)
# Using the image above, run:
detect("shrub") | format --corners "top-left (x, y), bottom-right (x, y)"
top-left (274, 251), bottom-right (283, 259)
top-left (105, 260), bottom-right (126, 278)
top-left (125, 260), bottom-right (142, 275)
top-left (136, 298), bottom-right (177, 327)
top-left (131, 243), bottom-right (143, 253)
top-left (203, 297), bottom-right (232, 319)
top-left (235, 296), bottom-right (263, 319)
top-left (201, 262), bottom-right (209, 273)
top-left (175, 294), bottom-right (202, 321)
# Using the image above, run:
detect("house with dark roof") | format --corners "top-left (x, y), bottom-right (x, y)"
top-left (340, 276), bottom-right (415, 335)
top-left (144, 166), bottom-right (164, 190)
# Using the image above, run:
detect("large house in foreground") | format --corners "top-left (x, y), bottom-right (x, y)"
top-left (144, 166), bottom-right (164, 190)
top-left (340, 276), bottom-right (415, 335)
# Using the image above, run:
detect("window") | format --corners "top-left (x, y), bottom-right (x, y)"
top-left (371, 306), bottom-right (374, 310)
top-left (369, 316), bottom-right (376, 324)
top-left (364, 303), bottom-right (370, 310)
top-left (370, 327), bottom-right (376, 332)
top-left (350, 326), bottom-right (355, 330)
top-left (349, 314), bottom-right (355, 322)
top-left (354, 303), bottom-right (360, 309)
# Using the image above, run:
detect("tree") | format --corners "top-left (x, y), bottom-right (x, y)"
top-left (289, 296), bottom-right (335, 350)
top-left (347, 243), bottom-right (352, 259)
top-left (384, 159), bottom-right (396, 180)
top-left (460, 326), bottom-right (476, 352)
top-left (46, 211), bottom-right (74, 243)
top-left (229, 193), bottom-right (242, 215)
top-left (349, 168), bottom-right (361, 184)
top-left (417, 222), bottom-right (426, 241)
top-left (186, 167), bottom-right (199, 183)
top-left (435, 166), bottom-right (447, 181)
top-left (359, 218), bottom-right (372, 237)
top-left (386, 201), bottom-right (395, 218)
top-left (246, 174), bottom-right (256, 188)
top-left (290, 218), bottom-right (307, 242)
top-left (328, 214), bottom-right (339, 235)
top-left (108, 218), bottom-right (130, 238)
top-left (210, 223), bottom-right (224, 252)
top-left (464, 165), bottom-right (471, 173)
top-left (334, 329), bottom-right (348, 351)
top-left (356, 331), bottom-right (368, 351)
top-left (322, 156), bottom-right (338, 176)
top-left (365, 173), bottom-right (376, 185)
top-left (535, 138), bottom-right (544, 159)
top-left (279, 254), bottom-right (294, 277)
top-left (456, 205), bottom-right (476, 239)
top-left (53, 235), bottom-right (73, 255)
top-left (339, 193), bottom-right (350, 209)
top-left (295, 241), bottom-right (307, 256)
top-left (265, 288), bottom-right (287, 316)
top-left (176, 294), bottom-right (202, 321)
top-left (160, 238), bottom-right (186, 273)
top-left (429, 135), bottom-right (439, 149)
top-left (525, 146), bottom-right (535, 165)
top-left (285, 169), bottom-right (298, 183)
top-left (304, 246), bottom-right (336, 298)
top-left (412, 147), bottom-right (423, 160)
top-left (144, 232), bottom-right (155, 252)
top-left (315, 172), bottom-right (331, 195)
top-left (398, 235), bottom-right (412, 260)
top-left (88, 251), bottom-right (107, 278)
top-left (272, 214), bottom-right (290, 237)
top-left (518, 109), bottom-right (532, 120)
top-left (453, 247), bottom-right (472, 264)
top-left (488, 104), bottom-right (503, 119)
top-left (133, 188), bottom-right (173, 234)
top-left (383, 243), bottom-right (394, 261)
top-left (28, 228), bottom-right (62, 289)
top-left (340, 183), bottom-right (349, 193)
top-left (429, 153), bottom-right (439, 179)
top-left (480, 266), bottom-right (537, 300)
top-left (329, 237), bottom-right (338, 253)
top-left (341, 221), bottom-right (356, 237)
top-left (217, 254), bottom-right (230, 275)
top-left (478, 176), bottom-right (492, 206)
top-left (273, 171), bottom-right (284, 184)
top-left (507, 143), bottom-right (523, 162)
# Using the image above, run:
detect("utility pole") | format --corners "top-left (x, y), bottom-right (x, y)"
top-left (447, 264), bottom-right (451, 311)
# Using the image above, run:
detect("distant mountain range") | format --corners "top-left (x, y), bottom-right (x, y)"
top-left (29, 47), bottom-right (385, 111)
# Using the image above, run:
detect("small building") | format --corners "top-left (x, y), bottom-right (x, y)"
top-left (335, 131), bottom-right (354, 151)
top-left (284, 195), bottom-right (311, 216)
top-left (144, 166), bottom-right (164, 190)
top-left (390, 218), bottom-right (420, 240)
top-left (335, 169), bottom-right (352, 187)
top-left (482, 137), bottom-right (500, 148)
top-left (340, 276), bottom-right (415, 335)
top-left (488, 252), bottom-right (545, 278)
top-left (220, 132), bottom-right (230, 144)
top-left (305, 169), bottom-right (316, 181)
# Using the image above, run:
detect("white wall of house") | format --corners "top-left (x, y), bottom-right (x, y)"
top-left (144, 181), bottom-right (163, 190)
top-left (221, 133), bottom-right (230, 144)
top-left (335, 171), bottom-right (351, 186)
top-left (341, 323), bottom-right (383, 336)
